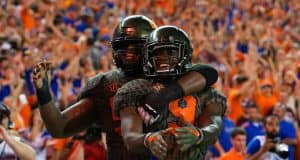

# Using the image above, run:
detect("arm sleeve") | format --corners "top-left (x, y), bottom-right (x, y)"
top-left (190, 64), bottom-right (218, 87)
top-left (198, 116), bottom-right (222, 147)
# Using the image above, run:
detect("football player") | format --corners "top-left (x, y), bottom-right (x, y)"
top-left (114, 25), bottom-right (227, 160)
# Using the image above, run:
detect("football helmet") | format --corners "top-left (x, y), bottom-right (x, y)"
top-left (111, 15), bottom-right (157, 73)
top-left (143, 25), bottom-right (192, 78)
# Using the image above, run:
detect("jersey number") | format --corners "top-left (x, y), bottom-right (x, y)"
top-left (109, 97), bottom-right (121, 135)
top-left (168, 96), bottom-right (197, 125)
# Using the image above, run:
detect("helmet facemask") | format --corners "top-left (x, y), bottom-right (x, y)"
top-left (111, 15), bottom-right (157, 74)
top-left (144, 41), bottom-right (190, 78)
top-left (112, 39), bottom-right (145, 72)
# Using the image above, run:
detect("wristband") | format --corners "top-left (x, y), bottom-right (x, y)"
top-left (189, 64), bottom-right (218, 87)
top-left (143, 132), bottom-right (153, 148)
top-left (36, 78), bottom-right (52, 105)
top-left (163, 82), bottom-right (184, 101)
top-left (196, 129), bottom-right (204, 145)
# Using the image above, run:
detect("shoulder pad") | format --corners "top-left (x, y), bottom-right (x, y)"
top-left (114, 79), bottom-right (154, 116)
top-left (77, 73), bottom-right (104, 100)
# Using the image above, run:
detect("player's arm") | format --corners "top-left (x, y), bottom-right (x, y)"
top-left (145, 64), bottom-right (218, 113)
top-left (119, 107), bottom-right (168, 159)
top-left (191, 89), bottom-right (227, 146)
top-left (32, 62), bottom-right (97, 138)
top-left (196, 116), bottom-right (222, 147)
top-left (163, 64), bottom-right (217, 97)
top-left (175, 115), bottom-right (222, 152)
top-left (119, 107), bottom-right (148, 152)
top-left (114, 79), bottom-right (168, 159)
top-left (180, 63), bottom-right (218, 94)
top-left (175, 89), bottom-right (226, 151)
top-left (40, 99), bottom-right (97, 137)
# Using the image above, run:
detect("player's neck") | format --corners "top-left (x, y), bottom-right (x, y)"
top-left (153, 77), bottom-right (177, 85)
top-left (123, 70), bottom-right (144, 78)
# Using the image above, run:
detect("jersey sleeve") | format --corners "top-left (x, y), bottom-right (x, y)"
top-left (190, 64), bottom-right (218, 87)
top-left (196, 88), bottom-right (227, 116)
top-left (114, 79), bottom-right (154, 117)
top-left (77, 73), bottom-right (104, 101)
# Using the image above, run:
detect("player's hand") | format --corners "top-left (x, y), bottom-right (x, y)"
top-left (145, 130), bottom-right (168, 160)
top-left (175, 121), bottom-right (202, 152)
top-left (32, 61), bottom-right (52, 89)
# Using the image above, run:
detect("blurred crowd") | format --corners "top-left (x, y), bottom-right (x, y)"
top-left (0, 0), bottom-right (300, 159)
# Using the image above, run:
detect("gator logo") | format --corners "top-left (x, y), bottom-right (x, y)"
top-left (108, 83), bottom-right (118, 92)
top-left (178, 98), bottom-right (187, 108)
top-left (169, 96), bottom-right (197, 124)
